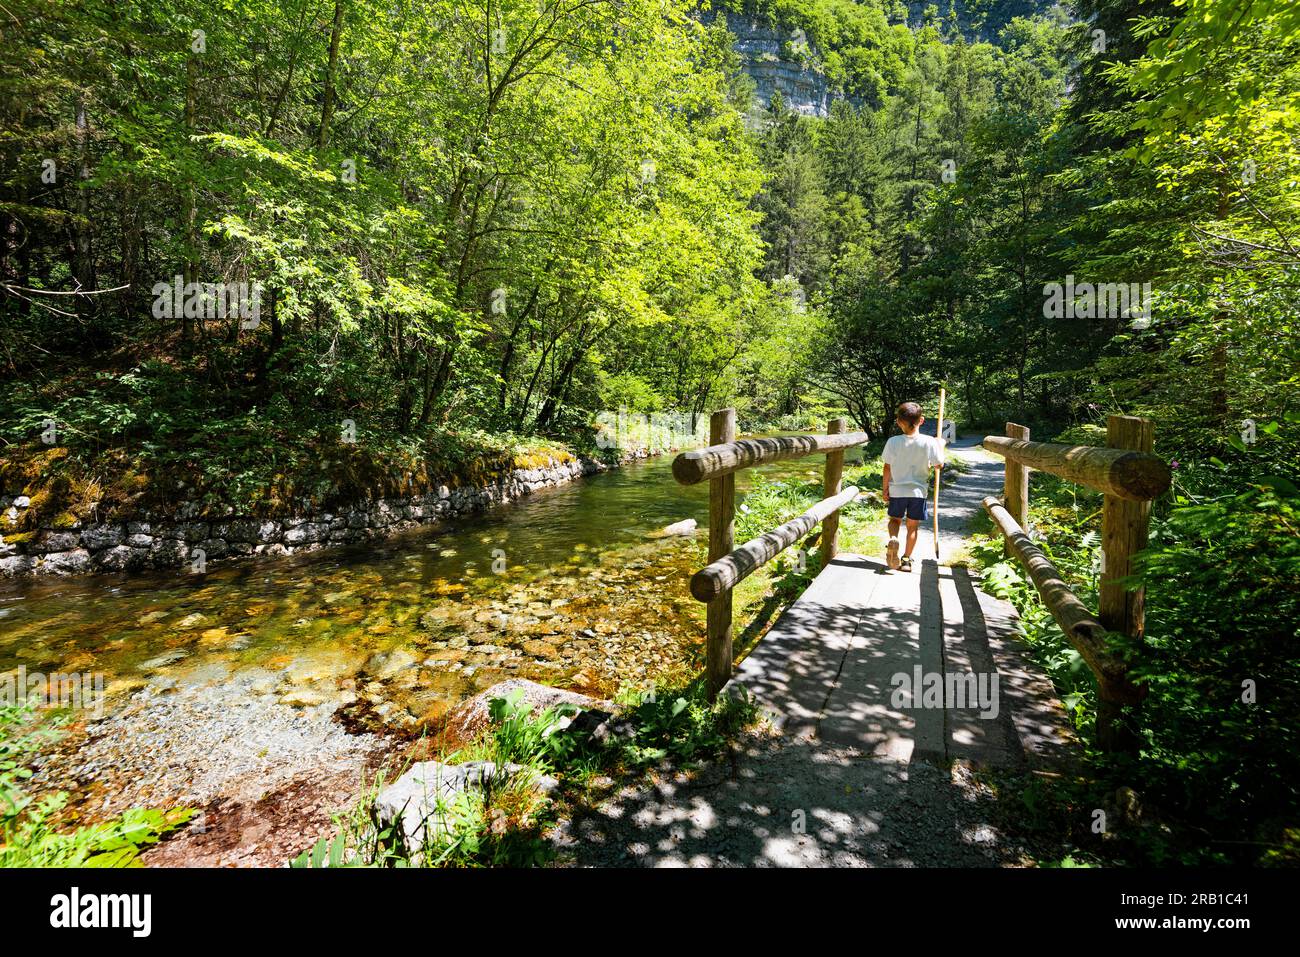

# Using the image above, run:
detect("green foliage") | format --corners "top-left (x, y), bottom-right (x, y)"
top-left (302, 679), bottom-right (759, 868)
top-left (972, 452), bottom-right (1300, 862)
top-left (1, 0), bottom-right (779, 491)
top-left (969, 473), bottom-right (1106, 733)
top-left (608, 683), bottom-right (758, 769)
top-left (486, 688), bottom-right (580, 769)
top-left (1131, 484), bottom-right (1300, 840)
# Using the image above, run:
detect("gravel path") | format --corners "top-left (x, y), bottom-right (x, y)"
top-left (937, 435), bottom-right (1005, 558)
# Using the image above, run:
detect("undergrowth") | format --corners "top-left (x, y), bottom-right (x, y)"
top-left (292, 680), bottom-right (758, 868)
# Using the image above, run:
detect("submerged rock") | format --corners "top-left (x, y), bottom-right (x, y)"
top-left (363, 648), bottom-right (418, 680)
top-left (138, 649), bottom-right (189, 671)
top-left (279, 688), bottom-right (329, 708)
top-left (648, 518), bottom-right (697, 538)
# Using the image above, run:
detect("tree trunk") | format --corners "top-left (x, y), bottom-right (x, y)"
top-left (74, 96), bottom-right (97, 312)
top-left (183, 55), bottom-right (198, 343)
top-left (318, 1), bottom-right (345, 149)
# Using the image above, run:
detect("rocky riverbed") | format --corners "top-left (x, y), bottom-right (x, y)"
top-left (4, 441), bottom-right (859, 865)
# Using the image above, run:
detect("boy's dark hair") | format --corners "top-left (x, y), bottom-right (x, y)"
top-left (895, 402), bottom-right (923, 427)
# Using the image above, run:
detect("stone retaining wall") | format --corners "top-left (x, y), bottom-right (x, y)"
top-left (0, 455), bottom-right (610, 580)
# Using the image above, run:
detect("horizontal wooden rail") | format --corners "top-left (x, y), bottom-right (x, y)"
top-left (981, 436), bottom-right (1170, 502)
top-left (690, 486), bottom-right (860, 602)
top-left (673, 431), bottom-right (870, 486)
top-left (982, 496), bottom-right (1142, 704)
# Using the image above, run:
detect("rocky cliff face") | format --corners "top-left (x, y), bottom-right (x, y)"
top-left (712, 10), bottom-right (832, 118)
top-left (713, 2), bottom-right (1052, 120)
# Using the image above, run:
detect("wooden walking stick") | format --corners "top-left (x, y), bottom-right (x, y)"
top-left (933, 387), bottom-right (946, 559)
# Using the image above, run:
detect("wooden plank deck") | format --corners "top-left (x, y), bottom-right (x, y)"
top-left (732, 553), bottom-right (1077, 769)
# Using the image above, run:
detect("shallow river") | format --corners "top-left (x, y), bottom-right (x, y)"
top-left (0, 442), bottom-right (868, 816)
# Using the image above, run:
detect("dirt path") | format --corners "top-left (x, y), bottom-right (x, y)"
top-left (550, 437), bottom-right (1076, 867)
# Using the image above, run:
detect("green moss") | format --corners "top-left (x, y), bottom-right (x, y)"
top-left (0, 426), bottom-right (588, 525)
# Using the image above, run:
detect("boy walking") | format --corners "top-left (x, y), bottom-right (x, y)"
top-left (882, 402), bottom-right (944, 572)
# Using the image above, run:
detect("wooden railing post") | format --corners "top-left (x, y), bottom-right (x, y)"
top-left (1097, 414), bottom-right (1154, 751)
top-left (819, 418), bottom-right (846, 568)
top-left (705, 408), bottom-right (736, 700)
top-left (1004, 422), bottom-right (1030, 558)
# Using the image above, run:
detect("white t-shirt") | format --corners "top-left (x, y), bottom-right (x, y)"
top-left (882, 433), bottom-right (943, 499)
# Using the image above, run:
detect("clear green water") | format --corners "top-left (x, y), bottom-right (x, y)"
top-left (0, 443), bottom-right (868, 729)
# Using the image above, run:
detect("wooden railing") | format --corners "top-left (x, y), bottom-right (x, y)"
top-left (981, 415), bottom-right (1171, 751)
top-left (673, 409), bottom-right (869, 699)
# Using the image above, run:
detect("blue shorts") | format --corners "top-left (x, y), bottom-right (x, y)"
top-left (887, 497), bottom-right (929, 521)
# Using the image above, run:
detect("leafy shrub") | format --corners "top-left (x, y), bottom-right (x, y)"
top-left (1131, 484), bottom-right (1300, 846)
top-left (487, 687), bottom-right (580, 768)
top-left (609, 683), bottom-right (757, 769)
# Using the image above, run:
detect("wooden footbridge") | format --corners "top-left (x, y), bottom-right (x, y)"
top-left (672, 410), bottom-right (1171, 760)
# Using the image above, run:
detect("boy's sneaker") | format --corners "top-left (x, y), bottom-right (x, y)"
top-left (886, 538), bottom-right (900, 570)
top-left (900, 556), bottom-right (914, 573)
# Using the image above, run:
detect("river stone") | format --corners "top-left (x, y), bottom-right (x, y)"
top-left (38, 530), bottom-right (81, 551)
top-left (175, 522), bottom-right (209, 543)
top-left (139, 649), bottom-right (189, 671)
top-left (284, 522), bottom-right (328, 545)
top-left (41, 549), bottom-right (91, 574)
top-left (649, 518), bottom-right (697, 538)
top-left (197, 538), bottom-right (229, 560)
top-left (521, 639), bottom-right (562, 660)
top-left (215, 519), bottom-right (260, 542)
top-left (279, 688), bottom-right (329, 708)
top-left (374, 760), bottom-right (559, 856)
top-left (364, 647), bottom-right (419, 680)
top-left (80, 525), bottom-right (124, 550)
top-left (442, 679), bottom-right (613, 739)
top-left (0, 555), bottom-right (36, 577)
top-left (150, 538), bottom-right (188, 565)
top-left (95, 544), bottom-right (149, 572)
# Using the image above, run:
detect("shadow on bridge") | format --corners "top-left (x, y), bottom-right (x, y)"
top-left (550, 550), bottom-right (1078, 867)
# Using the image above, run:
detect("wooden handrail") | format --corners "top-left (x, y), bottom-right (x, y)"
top-left (691, 486), bottom-right (859, 602)
top-left (673, 430), bottom-right (870, 486)
top-left (983, 415), bottom-right (1161, 751)
top-left (981, 435), bottom-right (1170, 501)
top-left (982, 497), bottom-right (1141, 703)
top-left (685, 412), bottom-right (856, 699)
